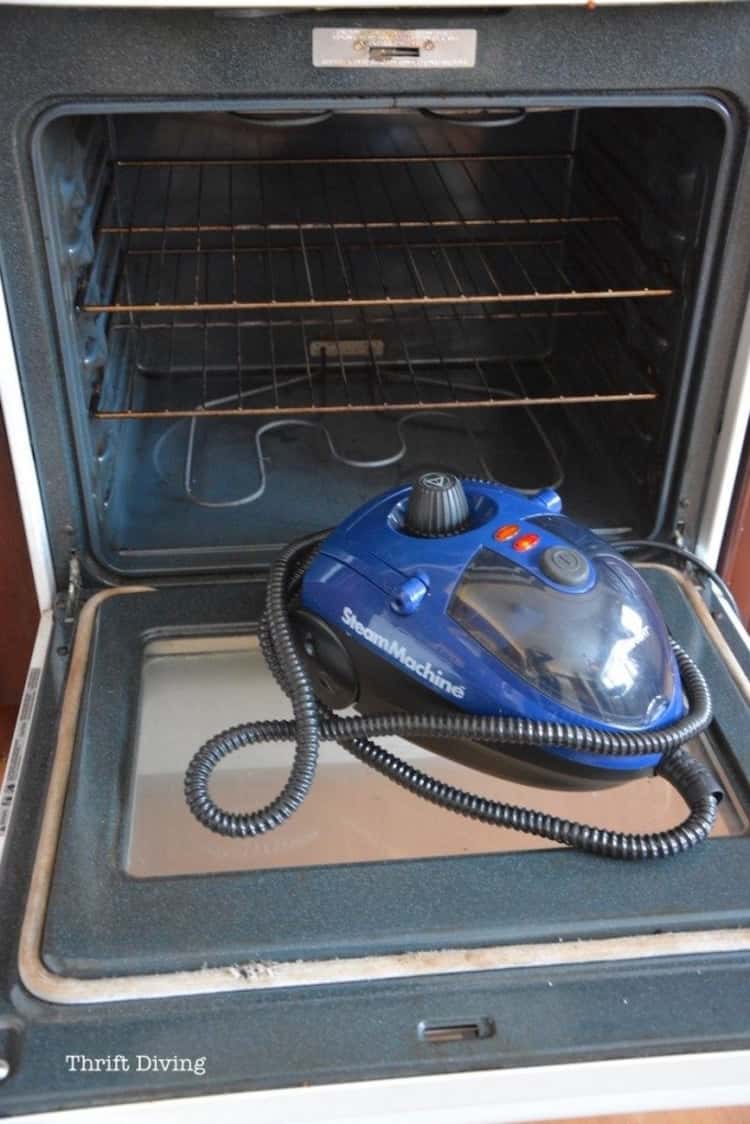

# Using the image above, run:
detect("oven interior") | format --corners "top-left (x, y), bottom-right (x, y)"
top-left (35, 104), bottom-right (726, 576)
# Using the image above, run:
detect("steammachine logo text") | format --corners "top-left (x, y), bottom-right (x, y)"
top-left (341, 606), bottom-right (465, 699)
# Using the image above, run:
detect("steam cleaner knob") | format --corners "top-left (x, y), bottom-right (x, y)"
top-left (405, 472), bottom-right (470, 537)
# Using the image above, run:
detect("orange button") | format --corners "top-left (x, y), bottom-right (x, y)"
top-left (494, 523), bottom-right (520, 542)
top-left (513, 532), bottom-right (540, 552)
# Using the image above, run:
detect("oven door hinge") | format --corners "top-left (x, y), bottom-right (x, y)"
top-left (64, 552), bottom-right (82, 626)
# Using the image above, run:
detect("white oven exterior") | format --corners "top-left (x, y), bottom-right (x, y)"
top-left (9, 1051), bottom-right (750, 1124)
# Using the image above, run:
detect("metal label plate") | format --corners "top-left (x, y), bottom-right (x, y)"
top-left (312, 28), bottom-right (477, 69)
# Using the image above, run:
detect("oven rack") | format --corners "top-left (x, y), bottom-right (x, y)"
top-left (79, 154), bottom-right (675, 314)
top-left (91, 308), bottom-right (658, 419)
top-left (99, 152), bottom-right (620, 234)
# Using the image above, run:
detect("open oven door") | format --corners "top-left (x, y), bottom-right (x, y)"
top-left (1, 561), bottom-right (749, 1119)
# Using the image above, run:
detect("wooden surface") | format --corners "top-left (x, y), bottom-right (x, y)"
top-left (0, 705), bottom-right (17, 771)
top-left (0, 408), bottom-right (38, 772)
top-left (0, 411), bottom-right (38, 706)
top-left (722, 442), bottom-right (750, 629)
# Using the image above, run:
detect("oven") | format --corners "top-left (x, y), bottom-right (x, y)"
top-left (1, 3), bottom-right (750, 1119)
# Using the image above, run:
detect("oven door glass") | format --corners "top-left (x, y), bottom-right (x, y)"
top-left (126, 632), bottom-right (745, 878)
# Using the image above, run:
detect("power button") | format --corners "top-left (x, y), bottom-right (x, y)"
top-left (540, 546), bottom-right (590, 587)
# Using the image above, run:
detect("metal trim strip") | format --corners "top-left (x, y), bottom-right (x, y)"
top-left (0, 1), bottom-right (742, 7)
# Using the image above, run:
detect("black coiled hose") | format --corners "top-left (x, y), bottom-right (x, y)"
top-left (184, 531), bottom-right (722, 859)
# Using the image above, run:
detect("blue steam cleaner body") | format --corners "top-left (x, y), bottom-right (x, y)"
top-left (296, 473), bottom-right (684, 790)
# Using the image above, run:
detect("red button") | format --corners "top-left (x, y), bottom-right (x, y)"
top-left (513, 532), bottom-right (540, 552)
top-left (494, 523), bottom-right (520, 542)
